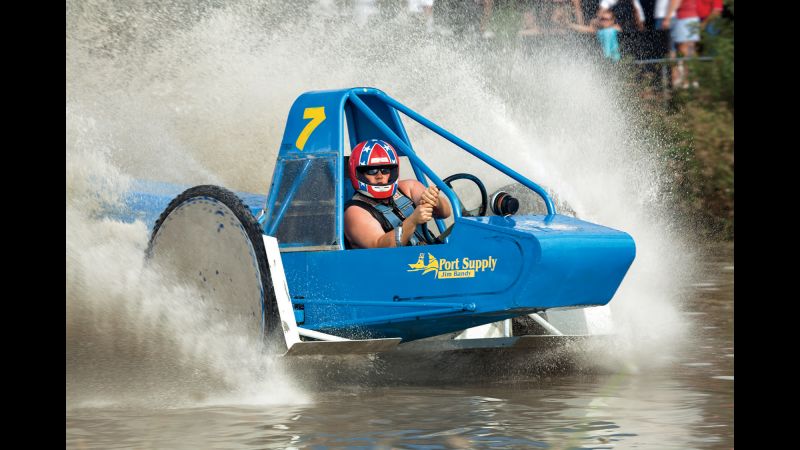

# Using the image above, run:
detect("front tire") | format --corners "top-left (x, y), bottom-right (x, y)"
top-left (146, 185), bottom-right (284, 351)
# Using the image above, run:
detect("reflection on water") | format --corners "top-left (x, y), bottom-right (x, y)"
top-left (66, 378), bottom-right (726, 449)
top-left (67, 244), bottom-right (733, 449)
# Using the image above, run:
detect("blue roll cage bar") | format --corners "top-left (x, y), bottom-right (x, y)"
top-left (258, 87), bottom-right (556, 248)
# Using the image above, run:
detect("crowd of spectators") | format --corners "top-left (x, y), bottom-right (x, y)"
top-left (323, 0), bottom-right (726, 89)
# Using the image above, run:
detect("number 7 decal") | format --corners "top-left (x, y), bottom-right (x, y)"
top-left (295, 107), bottom-right (326, 151)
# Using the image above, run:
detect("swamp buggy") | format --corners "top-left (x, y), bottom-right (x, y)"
top-left (124, 87), bottom-right (636, 358)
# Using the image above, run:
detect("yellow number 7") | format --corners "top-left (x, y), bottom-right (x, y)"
top-left (295, 107), bottom-right (326, 151)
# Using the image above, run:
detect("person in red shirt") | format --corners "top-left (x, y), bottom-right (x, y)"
top-left (663, 0), bottom-right (699, 88)
top-left (697, 0), bottom-right (723, 23)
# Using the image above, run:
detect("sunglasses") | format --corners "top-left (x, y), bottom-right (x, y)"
top-left (361, 167), bottom-right (393, 175)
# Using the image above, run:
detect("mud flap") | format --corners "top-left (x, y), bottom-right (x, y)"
top-left (262, 235), bottom-right (302, 352)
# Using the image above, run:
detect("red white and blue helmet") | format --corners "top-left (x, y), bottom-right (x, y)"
top-left (349, 139), bottom-right (399, 199)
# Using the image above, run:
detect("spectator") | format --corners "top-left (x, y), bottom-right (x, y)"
top-left (521, 0), bottom-right (584, 35)
top-left (549, 1), bottom-right (577, 33)
top-left (629, 0), bottom-right (672, 88)
top-left (578, 0), bottom-right (597, 25)
top-left (599, 0), bottom-right (645, 32)
top-left (570, 9), bottom-right (622, 62)
top-left (408, 0), bottom-right (435, 32)
top-left (480, 0), bottom-right (494, 38)
top-left (566, 0), bottom-right (586, 25)
top-left (663, 0), bottom-right (700, 88)
top-left (654, 0), bottom-right (677, 77)
top-left (637, 0), bottom-right (656, 29)
top-left (520, 1), bottom-right (544, 35)
top-left (654, 0), bottom-right (675, 30)
top-left (631, 0), bottom-right (674, 60)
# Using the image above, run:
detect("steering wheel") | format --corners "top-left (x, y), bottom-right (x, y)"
top-left (443, 173), bottom-right (488, 217)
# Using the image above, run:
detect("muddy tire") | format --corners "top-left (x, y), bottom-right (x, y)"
top-left (146, 185), bottom-right (284, 350)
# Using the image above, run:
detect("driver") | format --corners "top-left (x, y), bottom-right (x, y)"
top-left (344, 139), bottom-right (451, 249)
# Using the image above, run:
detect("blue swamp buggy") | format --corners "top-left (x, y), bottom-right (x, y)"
top-left (125, 87), bottom-right (636, 356)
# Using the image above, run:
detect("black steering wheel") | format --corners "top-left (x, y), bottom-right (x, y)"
top-left (443, 173), bottom-right (488, 217)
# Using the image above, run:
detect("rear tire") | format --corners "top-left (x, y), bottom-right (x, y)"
top-left (146, 185), bottom-right (285, 351)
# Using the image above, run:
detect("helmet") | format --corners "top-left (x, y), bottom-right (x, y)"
top-left (348, 139), bottom-right (399, 199)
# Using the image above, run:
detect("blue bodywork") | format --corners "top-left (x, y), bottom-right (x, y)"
top-left (124, 87), bottom-right (635, 342)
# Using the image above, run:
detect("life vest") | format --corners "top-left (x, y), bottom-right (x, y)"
top-left (345, 191), bottom-right (430, 248)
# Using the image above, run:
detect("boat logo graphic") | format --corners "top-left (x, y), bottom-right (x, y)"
top-left (407, 252), bottom-right (497, 279)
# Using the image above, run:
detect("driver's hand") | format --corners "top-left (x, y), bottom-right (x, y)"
top-left (420, 185), bottom-right (440, 208)
top-left (410, 203), bottom-right (433, 225)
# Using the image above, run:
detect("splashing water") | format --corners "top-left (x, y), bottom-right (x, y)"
top-left (67, 0), bottom-right (695, 406)
top-left (66, 147), bottom-right (308, 409)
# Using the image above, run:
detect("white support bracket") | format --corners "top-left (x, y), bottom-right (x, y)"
top-left (529, 313), bottom-right (564, 336)
top-left (296, 327), bottom-right (349, 342)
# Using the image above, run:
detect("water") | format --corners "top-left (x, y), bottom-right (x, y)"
top-left (67, 1), bottom-right (732, 448)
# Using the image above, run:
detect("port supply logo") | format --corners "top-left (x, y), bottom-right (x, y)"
top-left (406, 252), bottom-right (497, 279)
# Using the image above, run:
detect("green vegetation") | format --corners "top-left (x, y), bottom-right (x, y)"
top-left (646, 1), bottom-right (734, 240)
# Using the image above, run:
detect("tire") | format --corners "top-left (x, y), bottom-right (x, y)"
top-left (146, 185), bottom-right (285, 351)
